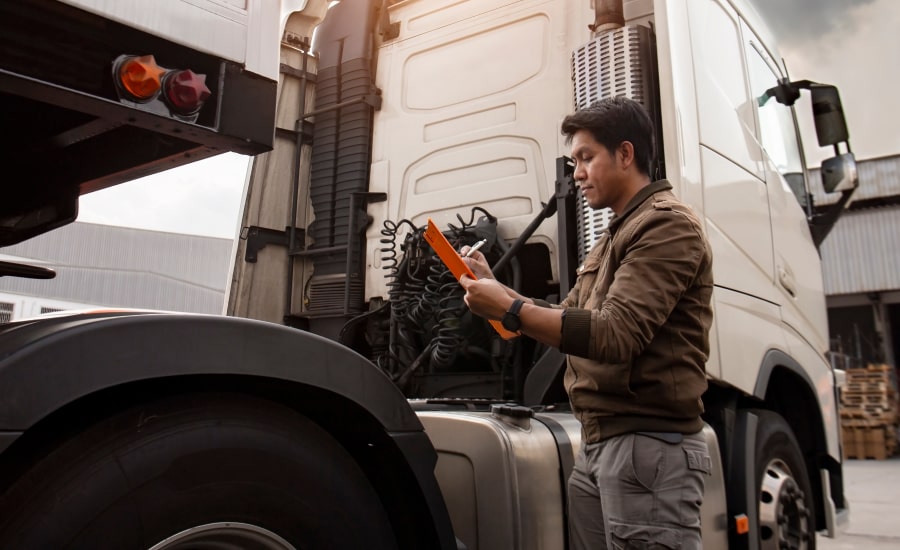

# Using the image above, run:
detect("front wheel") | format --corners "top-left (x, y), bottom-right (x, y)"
top-left (753, 409), bottom-right (816, 550)
top-left (0, 393), bottom-right (399, 550)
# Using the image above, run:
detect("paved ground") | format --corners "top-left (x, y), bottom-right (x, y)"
top-left (817, 457), bottom-right (900, 549)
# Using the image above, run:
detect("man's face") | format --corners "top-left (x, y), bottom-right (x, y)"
top-left (569, 129), bottom-right (625, 212)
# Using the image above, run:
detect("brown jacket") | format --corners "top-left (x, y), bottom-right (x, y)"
top-left (552, 180), bottom-right (712, 443)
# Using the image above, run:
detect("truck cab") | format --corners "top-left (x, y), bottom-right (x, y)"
top-left (231, 0), bottom-right (854, 547)
top-left (0, 1), bottom-right (856, 548)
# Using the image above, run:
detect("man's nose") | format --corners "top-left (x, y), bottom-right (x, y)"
top-left (573, 163), bottom-right (585, 182)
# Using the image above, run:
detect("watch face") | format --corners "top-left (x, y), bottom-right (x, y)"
top-left (501, 311), bottom-right (521, 332)
top-left (501, 299), bottom-right (524, 332)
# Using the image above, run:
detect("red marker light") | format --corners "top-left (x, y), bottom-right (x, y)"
top-left (118, 55), bottom-right (165, 100)
top-left (164, 70), bottom-right (211, 114)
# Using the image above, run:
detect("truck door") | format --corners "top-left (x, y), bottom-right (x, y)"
top-left (742, 23), bottom-right (830, 355)
top-left (686, 0), bottom-right (785, 393)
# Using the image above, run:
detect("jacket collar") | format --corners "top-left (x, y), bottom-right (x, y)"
top-left (607, 179), bottom-right (672, 234)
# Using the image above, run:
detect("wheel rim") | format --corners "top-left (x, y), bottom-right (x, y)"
top-left (148, 522), bottom-right (297, 550)
top-left (759, 459), bottom-right (811, 550)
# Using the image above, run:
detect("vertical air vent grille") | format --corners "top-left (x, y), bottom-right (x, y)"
top-left (571, 25), bottom-right (653, 261)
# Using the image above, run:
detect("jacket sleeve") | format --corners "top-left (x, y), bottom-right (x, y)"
top-left (560, 206), bottom-right (708, 363)
top-left (558, 266), bottom-right (585, 309)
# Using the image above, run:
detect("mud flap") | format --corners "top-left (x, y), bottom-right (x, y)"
top-left (726, 410), bottom-right (760, 550)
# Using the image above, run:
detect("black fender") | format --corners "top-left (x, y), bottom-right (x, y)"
top-left (0, 311), bottom-right (456, 549)
top-left (753, 349), bottom-right (816, 399)
top-left (752, 349), bottom-right (831, 465)
top-left (0, 311), bottom-right (419, 431)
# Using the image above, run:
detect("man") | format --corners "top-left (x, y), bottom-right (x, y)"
top-left (459, 96), bottom-right (713, 549)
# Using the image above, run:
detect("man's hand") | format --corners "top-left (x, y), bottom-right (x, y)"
top-left (459, 275), bottom-right (514, 320)
top-left (461, 273), bottom-right (564, 348)
top-left (460, 248), bottom-right (495, 280)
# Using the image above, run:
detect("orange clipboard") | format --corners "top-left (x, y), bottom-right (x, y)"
top-left (423, 218), bottom-right (519, 340)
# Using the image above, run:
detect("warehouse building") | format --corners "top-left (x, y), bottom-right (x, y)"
top-left (0, 222), bottom-right (233, 322)
top-left (815, 154), bottom-right (900, 368)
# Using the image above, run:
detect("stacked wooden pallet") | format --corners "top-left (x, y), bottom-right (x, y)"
top-left (840, 364), bottom-right (899, 460)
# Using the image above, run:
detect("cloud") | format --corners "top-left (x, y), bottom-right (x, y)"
top-left (751, 0), bottom-right (877, 47)
top-left (77, 153), bottom-right (250, 239)
top-left (769, 0), bottom-right (900, 161)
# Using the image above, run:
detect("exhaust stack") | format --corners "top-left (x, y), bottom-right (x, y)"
top-left (590, 0), bottom-right (625, 32)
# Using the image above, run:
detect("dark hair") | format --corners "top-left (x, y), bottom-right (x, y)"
top-left (561, 96), bottom-right (655, 176)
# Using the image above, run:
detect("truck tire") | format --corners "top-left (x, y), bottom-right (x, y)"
top-left (753, 409), bottom-right (815, 550)
top-left (0, 393), bottom-right (399, 550)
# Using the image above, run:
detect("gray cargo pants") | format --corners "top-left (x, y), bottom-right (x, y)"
top-left (568, 430), bottom-right (710, 549)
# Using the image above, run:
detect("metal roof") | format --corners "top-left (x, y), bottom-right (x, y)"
top-left (0, 223), bottom-right (234, 314)
top-left (819, 204), bottom-right (900, 296)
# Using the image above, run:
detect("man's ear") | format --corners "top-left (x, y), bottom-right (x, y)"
top-left (617, 141), bottom-right (636, 170)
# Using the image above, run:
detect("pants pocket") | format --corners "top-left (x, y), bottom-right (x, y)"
top-left (631, 434), bottom-right (666, 491)
top-left (609, 521), bottom-right (681, 550)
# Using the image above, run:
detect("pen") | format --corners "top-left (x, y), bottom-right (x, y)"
top-left (465, 239), bottom-right (487, 257)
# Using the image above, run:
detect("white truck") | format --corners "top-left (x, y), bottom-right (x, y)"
top-left (0, 0), bottom-right (858, 549)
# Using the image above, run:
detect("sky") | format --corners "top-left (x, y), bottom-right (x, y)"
top-left (751, 0), bottom-right (899, 163)
top-left (76, 0), bottom-right (899, 238)
top-left (78, 152), bottom-right (250, 239)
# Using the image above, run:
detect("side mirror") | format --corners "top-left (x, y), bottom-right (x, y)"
top-left (811, 84), bottom-right (849, 147)
top-left (821, 152), bottom-right (858, 193)
top-left (760, 80), bottom-right (850, 147)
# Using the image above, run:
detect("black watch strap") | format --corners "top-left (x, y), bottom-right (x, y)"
top-left (501, 299), bottom-right (525, 333)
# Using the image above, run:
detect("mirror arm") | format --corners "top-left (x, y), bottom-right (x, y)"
top-left (810, 189), bottom-right (855, 248)
top-left (834, 141), bottom-right (852, 156)
top-left (760, 78), bottom-right (816, 107)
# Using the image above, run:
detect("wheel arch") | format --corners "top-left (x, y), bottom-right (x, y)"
top-left (0, 312), bottom-right (456, 549)
top-left (705, 348), bottom-right (836, 547)
top-left (755, 350), bottom-right (829, 455)
top-left (0, 312), bottom-right (420, 433)
top-left (754, 349), bottom-right (833, 540)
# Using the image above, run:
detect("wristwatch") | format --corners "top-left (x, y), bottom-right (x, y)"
top-left (501, 299), bottom-right (525, 333)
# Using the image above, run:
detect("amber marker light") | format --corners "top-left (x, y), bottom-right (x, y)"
top-left (117, 55), bottom-right (165, 101)
top-left (163, 69), bottom-right (211, 114)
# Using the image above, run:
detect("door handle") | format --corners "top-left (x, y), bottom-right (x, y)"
top-left (778, 266), bottom-right (796, 297)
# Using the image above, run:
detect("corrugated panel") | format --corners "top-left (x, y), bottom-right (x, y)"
top-left (0, 223), bottom-right (233, 314)
top-left (820, 205), bottom-right (900, 295)
top-left (0, 268), bottom-right (225, 313)
top-left (811, 154), bottom-right (900, 205)
top-left (1, 223), bottom-right (232, 289)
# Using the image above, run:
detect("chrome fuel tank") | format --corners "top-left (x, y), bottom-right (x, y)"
top-left (417, 405), bottom-right (582, 550)
top-left (418, 404), bottom-right (727, 549)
